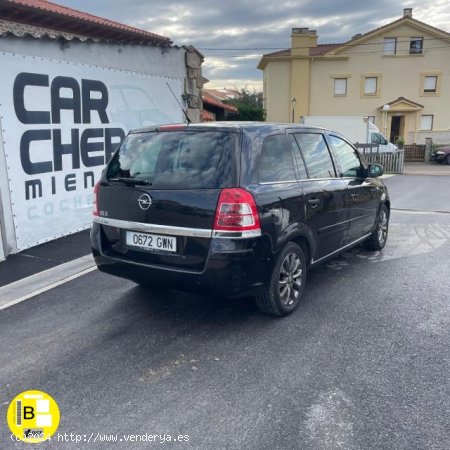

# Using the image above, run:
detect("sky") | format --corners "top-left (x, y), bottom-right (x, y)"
top-left (57, 0), bottom-right (450, 91)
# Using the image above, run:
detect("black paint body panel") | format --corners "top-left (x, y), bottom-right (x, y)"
top-left (91, 122), bottom-right (389, 298)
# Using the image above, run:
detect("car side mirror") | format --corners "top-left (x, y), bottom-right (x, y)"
top-left (368, 163), bottom-right (384, 178)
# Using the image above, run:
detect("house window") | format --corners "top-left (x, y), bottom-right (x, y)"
top-left (424, 76), bottom-right (437, 92)
top-left (334, 78), bottom-right (347, 96)
top-left (420, 115), bottom-right (433, 130)
top-left (384, 37), bottom-right (396, 55)
top-left (364, 77), bottom-right (378, 95)
top-left (410, 37), bottom-right (423, 54)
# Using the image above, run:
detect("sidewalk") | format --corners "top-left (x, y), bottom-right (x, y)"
top-left (0, 229), bottom-right (91, 287)
top-left (402, 162), bottom-right (450, 176)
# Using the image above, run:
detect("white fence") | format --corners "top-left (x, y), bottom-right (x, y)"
top-left (363, 150), bottom-right (405, 174)
top-left (355, 144), bottom-right (404, 174)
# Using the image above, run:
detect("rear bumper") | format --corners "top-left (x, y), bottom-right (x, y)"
top-left (91, 224), bottom-right (273, 298)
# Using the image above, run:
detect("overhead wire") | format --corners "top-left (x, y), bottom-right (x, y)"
top-left (199, 36), bottom-right (450, 60)
top-left (204, 44), bottom-right (450, 59)
top-left (197, 36), bottom-right (450, 51)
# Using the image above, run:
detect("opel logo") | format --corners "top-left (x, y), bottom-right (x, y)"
top-left (138, 193), bottom-right (152, 210)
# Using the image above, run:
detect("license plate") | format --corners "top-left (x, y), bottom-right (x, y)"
top-left (125, 231), bottom-right (177, 252)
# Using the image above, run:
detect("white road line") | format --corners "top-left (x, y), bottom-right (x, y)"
top-left (392, 208), bottom-right (450, 215)
top-left (0, 255), bottom-right (96, 311)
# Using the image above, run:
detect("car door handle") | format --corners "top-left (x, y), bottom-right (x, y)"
top-left (350, 193), bottom-right (359, 201)
top-left (307, 198), bottom-right (320, 208)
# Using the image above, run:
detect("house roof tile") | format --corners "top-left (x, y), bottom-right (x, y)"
top-left (0, 0), bottom-right (172, 45)
top-left (263, 43), bottom-right (342, 58)
top-left (262, 48), bottom-right (291, 57)
top-left (203, 88), bottom-right (236, 102)
top-left (202, 92), bottom-right (238, 113)
top-left (201, 110), bottom-right (215, 122)
top-left (309, 43), bottom-right (342, 56)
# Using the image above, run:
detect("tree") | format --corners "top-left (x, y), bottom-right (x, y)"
top-left (224, 87), bottom-right (265, 121)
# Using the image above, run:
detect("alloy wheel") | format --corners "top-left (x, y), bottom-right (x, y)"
top-left (377, 209), bottom-right (388, 246)
top-left (278, 252), bottom-right (303, 306)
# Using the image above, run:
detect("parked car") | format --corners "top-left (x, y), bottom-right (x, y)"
top-left (430, 146), bottom-right (450, 164)
top-left (91, 122), bottom-right (390, 316)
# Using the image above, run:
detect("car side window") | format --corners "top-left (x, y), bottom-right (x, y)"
top-left (371, 132), bottom-right (387, 145)
top-left (258, 134), bottom-right (296, 183)
top-left (293, 133), bottom-right (336, 179)
top-left (288, 134), bottom-right (308, 179)
top-left (329, 135), bottom-right (365, 178)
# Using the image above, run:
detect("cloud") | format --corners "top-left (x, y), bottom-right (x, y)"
top-left (57, 0), bottom-right (450, 90)
top-left (203, 57), bottom-right (239, 75)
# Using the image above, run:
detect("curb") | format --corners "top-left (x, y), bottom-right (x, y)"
top-left (0, 255), bottom-right (95, 311)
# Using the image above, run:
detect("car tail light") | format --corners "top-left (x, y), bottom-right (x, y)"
top-left (93, 181), bottom-right (99, 216)
top-left (158, 124), bottom-right (187, 131)
top-left (213, 188), bottom-right (261, 234)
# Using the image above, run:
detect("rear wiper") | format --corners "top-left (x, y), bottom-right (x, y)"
top-left (109, 177), bottom-right (152, 186)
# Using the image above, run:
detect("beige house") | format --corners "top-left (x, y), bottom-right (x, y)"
top-left (258, 8), bottom-right (450, 144)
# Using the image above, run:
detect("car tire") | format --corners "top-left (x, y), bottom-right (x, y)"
top-left (363, 204), bottom-right (389, 251)
top-left (446, 154), bottom-right (450, 165)
top-left (255, 242), bottom-right (306, 317)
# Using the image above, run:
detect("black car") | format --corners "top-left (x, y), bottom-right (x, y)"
top-left (430, 146), bottom-right (450, 164)
top-left (91, 122), bottom-right (389, 316)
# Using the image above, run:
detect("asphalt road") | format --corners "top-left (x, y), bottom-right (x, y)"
top-left (383, 174), bottom-right (450, 212)
top-left (1, 177), bottom-right (449, 449)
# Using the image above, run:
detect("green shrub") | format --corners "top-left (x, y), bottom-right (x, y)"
top-left (394, 137), bottom-right (405, 148)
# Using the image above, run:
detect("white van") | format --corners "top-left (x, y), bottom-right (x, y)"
top-left (301, 116), bottom-right (398, 153)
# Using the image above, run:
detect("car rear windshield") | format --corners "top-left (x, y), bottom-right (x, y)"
top-left (106, 131), bottom-right (238, 189)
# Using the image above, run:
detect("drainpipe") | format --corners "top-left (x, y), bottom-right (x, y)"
top-left (382, 104), bottom-right (391, 140)
top-left (414, 110), bottom-right (419, 144)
